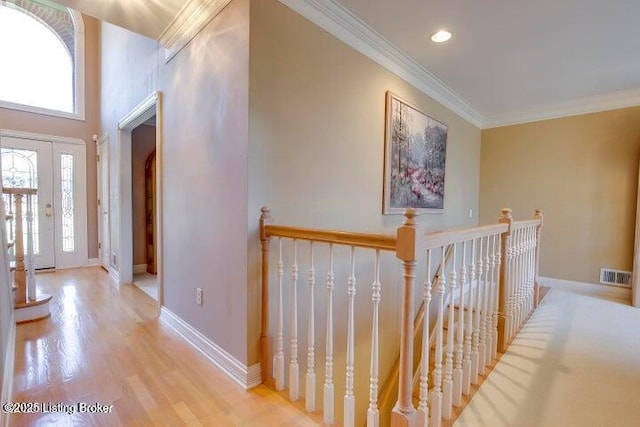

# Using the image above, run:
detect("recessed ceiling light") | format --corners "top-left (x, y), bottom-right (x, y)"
top-left (431, 30), bottom-right (452, 43)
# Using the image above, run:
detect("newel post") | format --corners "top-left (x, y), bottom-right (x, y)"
top-left (260, 207), bottom-right (273, 384)
top-left (533, 209), bottom-right (544, 308)
top-left (497, 208), bottom-right (513, 353)
top-left (392, 209), bottom-right (418, 427)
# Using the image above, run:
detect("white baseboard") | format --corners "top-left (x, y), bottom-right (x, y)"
top-left (1, 316), bottom-right (15, 427)
top-left (540, 276), bottom-right (632, 298)
top-left (88, 258), bottom-right (100, 266)
top-left (133, 264), bottom-right (148, 274)
top-left (159, 307), bottom-right (261, 390)
top-left (108, 268), bottom-right (120, 284)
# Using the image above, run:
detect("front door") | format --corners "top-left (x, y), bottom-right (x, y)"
top-left (0, 134), bottom-right (88, 269)
top-left (1, 137), bottom-right (54, 269)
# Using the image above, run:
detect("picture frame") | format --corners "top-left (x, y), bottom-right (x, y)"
top-left (383, 91), bottom-right (448, 214)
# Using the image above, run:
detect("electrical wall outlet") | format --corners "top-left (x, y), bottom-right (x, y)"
top-left (196, 288), bottom-right (203, 305)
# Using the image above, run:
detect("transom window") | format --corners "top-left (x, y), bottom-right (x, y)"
top-left (0, 0), bottom-right (84, 119)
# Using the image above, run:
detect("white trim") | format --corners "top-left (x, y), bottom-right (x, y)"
top-left (158, 0), bottom-right (232, 62)
top-left (108, 267), bottom-right (119, 284)
top-left (116, 91), bottom-right (164, 315)
top-left (483, 88), bottom-right (640, 128)
top-left (69, 9), bottom-right (86, 121)
top-left (88, 258), bottom-right (99, 266)
top-left (0, 101), bottom-right (83, 121)
top-left (118, 93), bottom-right (158, 131)
top-left (277, 0), bottom-right (484, 127)
top-left (97, 133), bottom-right (110, 272)
top-left (15, 300), bottom-right (51, 323)
top-left (0, 129), bottom-right (84, 146)
top-left (133, 264), bottom-right (148, 274)
top-left (160, 307), bottom-right (261, 389)
top-left (540, 276), bottom-right (632, 300)
top-left (0, 317), bottom-right (15, 427)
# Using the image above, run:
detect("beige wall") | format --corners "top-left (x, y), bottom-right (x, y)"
top-left (131, 124), bottom-right (156, 266)
top-left (247, 1), bottom-right (480, 420)
top-left (480, 107), bottom-right (640, 284)
top-left (0, 15), bottom-right (101, 260)
top-left (248, 0), bottom-right (481, 365)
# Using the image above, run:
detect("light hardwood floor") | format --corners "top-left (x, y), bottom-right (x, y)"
top-left (11, 267), bottom-right (319, 426)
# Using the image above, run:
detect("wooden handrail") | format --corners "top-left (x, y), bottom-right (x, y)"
top-left (259, 206), bottom-right (544, 427)
top-left (264, 224), bottom-right (398, 251)
top-left (423, 223), bottom-right (508, 249)
top-left (2, 187), bottom-right (37, 195)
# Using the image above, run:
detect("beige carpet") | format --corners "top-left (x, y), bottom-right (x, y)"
top-left (454, 279), bottom-right (640, 427)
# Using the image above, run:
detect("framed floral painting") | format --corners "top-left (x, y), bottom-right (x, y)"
top-left (383, 91), bottom-right (448, 214)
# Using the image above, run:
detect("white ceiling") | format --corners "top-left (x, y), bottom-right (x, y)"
top-left (333, 0), bottom-right (640, 126)
top-left (53, 0), bottom-right (640, 127)
top-left (53, 0), bottom-right (183, 39)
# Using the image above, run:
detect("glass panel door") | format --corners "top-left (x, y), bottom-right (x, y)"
top-left (0, 137), bottom-right (54, 269)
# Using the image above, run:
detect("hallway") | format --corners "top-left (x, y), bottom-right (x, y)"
top-left (11, 268), bottom-right (317, 426)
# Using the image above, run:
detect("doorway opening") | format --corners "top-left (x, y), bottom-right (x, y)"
top-left (116, 92), bottom-right (163, 310)
top-left (131, 120), bottom-right (157, 300)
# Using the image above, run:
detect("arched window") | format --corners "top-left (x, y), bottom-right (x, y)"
top-left (0, 0), bottom-right (84, 120)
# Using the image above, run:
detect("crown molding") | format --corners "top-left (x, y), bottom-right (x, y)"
top-left (158, 0), bottom-right (232, 62)
top-left (277, 0), bottom-right (484, 128)
top-left (483, 88), bottom-right (640, 129)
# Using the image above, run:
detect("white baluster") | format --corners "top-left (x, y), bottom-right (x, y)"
top-left (274, 238), bottom-right (285, 390)
top-left (306, 242), bottom-right (316, 412)
top-left (470, 239), bottom-right (480, 385)
top-left (491, 234), bottom-right (500, 360)
top-left (524, 228), bottom-right (530, 322)
top-left (461, 240), bottom-right (472, 395)
top-left (430, 245), bottom-right (446, 427)
top-left (476, 237), bottom-right (486, 374)
top-left (324, 244), bottom-right (335, 425)
top-left (289, 239), bottom-right (299, 401)
top-left (454, 243), bottom-right (464, 407)
top-left (367, 250), bottom-right (381, 427)
top-left (506, 235), bottom-right (515, 342)
top-left (516, 229), bottom-right (524, 334)
top-left (26, 194), bottom-right (35, 301)
top-left (443, 244), bottom-right (456, 419)
top-left (528, 226), bottom-right (535, 316)
top-left (483, 235), bottom-right (492, 370)
top-left (344, 246), bottom-right (356, 427)
top-left (513, 229), bottom-right (521, 335)
top-left (417, 249), bottom-right (432, 427)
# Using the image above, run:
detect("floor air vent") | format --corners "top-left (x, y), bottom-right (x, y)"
top-left (599, 268), bottom-right (632, 288)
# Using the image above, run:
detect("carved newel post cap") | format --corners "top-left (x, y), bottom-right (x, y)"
top-left (500, 207), bottom-right (513, 218)
top-left (403, 208), bottom-right (418, 226)
top-left (534, 209), bottom-right (543, 226)
top-left (260, 206), bottom-right (271, 219)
